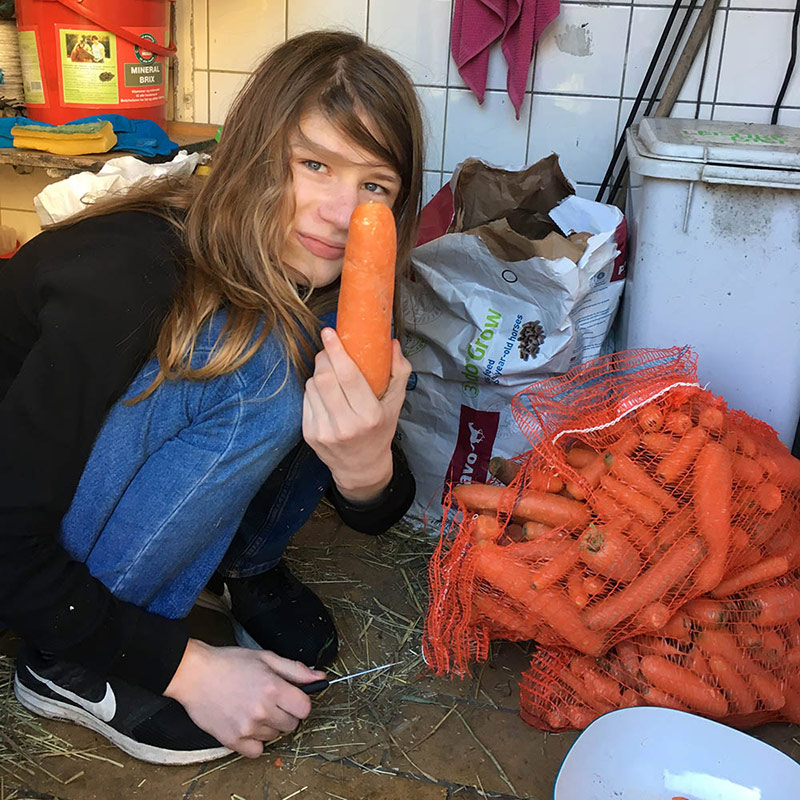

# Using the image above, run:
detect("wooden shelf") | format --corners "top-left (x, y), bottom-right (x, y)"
top-left (0, 121), bottom-right (219, 178)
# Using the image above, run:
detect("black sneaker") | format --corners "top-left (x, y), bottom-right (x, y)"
top-left (197, 560), bottom-right (338, 668)
top-left (14, 644), bottom-right (230, 765)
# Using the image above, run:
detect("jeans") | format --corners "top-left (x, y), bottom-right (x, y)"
top-left (60, 314), bottom-right (333, 620)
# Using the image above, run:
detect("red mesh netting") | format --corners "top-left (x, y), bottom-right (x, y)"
top-left (423, 348), bottom-right (800, 728)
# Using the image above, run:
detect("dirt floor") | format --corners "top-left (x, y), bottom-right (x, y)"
top-left (1, 507), bottom-right (799, 800)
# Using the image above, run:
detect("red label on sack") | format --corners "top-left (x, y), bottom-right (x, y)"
top-left (415, 183), bottom-right (454, 247)
top-left (611, 216), bottom-right (628, 282)
top-left (444, 405), bottom-right (500, 498)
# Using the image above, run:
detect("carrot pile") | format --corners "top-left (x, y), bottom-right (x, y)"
top-left (423, 349), bottom-right (800, 731)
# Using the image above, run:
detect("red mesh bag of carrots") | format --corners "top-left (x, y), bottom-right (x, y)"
top-left (424, 347), bottom-right (800, 704)
top-left (519, 579), bottom-right (800, 731)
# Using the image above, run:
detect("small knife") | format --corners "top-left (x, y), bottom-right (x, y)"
top-left (300, 661), bottom-right (401, 695)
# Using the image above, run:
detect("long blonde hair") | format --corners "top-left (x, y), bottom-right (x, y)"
top-left (63, 31), bottom-right (424, 399)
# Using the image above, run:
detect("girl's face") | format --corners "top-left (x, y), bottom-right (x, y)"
top-left (283, 110), bottom-right (402, 288)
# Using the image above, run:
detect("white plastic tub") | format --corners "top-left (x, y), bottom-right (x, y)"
top-left (553, 706), bottom-right (800, 800)
top-left (619, 117), bottom-right (800, 445)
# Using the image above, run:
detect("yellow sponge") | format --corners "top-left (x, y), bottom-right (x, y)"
top-left (12, 121), bottom-right (117, 156)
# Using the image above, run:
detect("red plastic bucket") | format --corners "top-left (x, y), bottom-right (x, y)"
top-left (16, 0), bottom-right (175, 126)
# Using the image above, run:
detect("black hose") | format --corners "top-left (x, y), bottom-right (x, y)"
top-left (608, 0), bottom-right (710, 207)
top-left (595, 0), bottom-right (686, 203)
top-left (771, 0), bottom-right (800, 125)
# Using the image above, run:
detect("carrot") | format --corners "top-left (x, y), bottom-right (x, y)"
top-left (609, 429), bottom-right (641, 457)
top-left (502, 523), bottom-right (526, 543)
top-left (652, 506), bottom-right (695, 555)
top-left (567, 571), bottom-right (590, 609)
top-left (614, 641), bottom-right (642, 678)
top-left (527, 541), bottom-right (581, 591)
top-left (514, 490), bottom-right (590, 529)
top-left (565, 451), bottom-right (611, 500)
top-left (599, 474), bottom-right (664, 525)
top-left (732, 454), bottom-right (765, 486)
top-left (754, 483), bottom-right (782, 513)
top-left (764, 449), bottom-right (800, 490)
top-left (589, 487), bottom-right (627, 522)
top-left (471, 514), bottom-right (503, 544)
top-left (696, 628), bottom-right (743, 665)
top-left (636, 602), bottom-right (672, 631)
top-left (708, 656), bottom-right (756, 714)
top-left (640, 684), bottom-right (690, 712)
top-left (698, 406), bottom-right (725, 432)
top-left (471, 592), bottom-right (539, 639)
top-left (566, 445), bottom-right (598, 469)
top-left (781, 681), bottom-right (800, 724)
top-left (642, 432), bottom-right (676, 456)
top-left (537, 589), bottom-right (606, 655)
top-left (488, 456), bottom-right (521, 486)
top-left (472, 541), bottom-right (537, 603)
top-left (636, 635), bottom-right (685, 660)
top-left (498, 536), bottom-right (571, 562)
top-left (585, 537), bottom-right (704, 631)
top-left (452, 483), bottom-right (511, 514)
top-left (337, 201), bottom-right (396, 397)
top-left (576, 661), bottom-right (623, 706)
top-left (640, 655), bottom-right (728, 717)
top-left (656, 425), bottom-right (708, 484)
top-left (711, 555), bottom-right (790, 597)
top-left (729, 525), bottom-right (749, 554)
top-left (691, 442), bottom-right (733, 593)
top-left (661, 610), bottom-right (693, 642)
top-left (578, 519), bottom-right (643, 583)
top-left (637, 406), bottom-right (664, 432)
top-left (743, 585), bottom-right (800, 626)
top-left (583, 575), bottom-right (605, 596)
top-left (757, 629), bottom-right (786, 668)
top-left (738, 432), bottom-right (758, 458)
top-left (684, 649), bottom-right (710, 675)
top-left (522, 520), bottom-right (555, 540)
top-left (746, 667), bottom-right (785, 711)
top-left (610, 454), bottom-right (680, 512)
top-left (664, 412), bottom-right (692, 435)
top-left (625, 518), bottom-right (656, 552)
top-left (737, 623), bottom-right (764, 652)
top-left (565, 704), bottom-right (598, 730)
top-left (684, 598), bottom-right (730, 629)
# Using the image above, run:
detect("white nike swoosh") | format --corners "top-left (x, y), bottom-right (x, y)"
top-left (27, 666), bottom-right (117, 722)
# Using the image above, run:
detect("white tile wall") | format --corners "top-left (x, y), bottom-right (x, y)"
top-left (178, 0), bottom-right (800, 204)
top-left (7, 0), bottom-right (800, 242)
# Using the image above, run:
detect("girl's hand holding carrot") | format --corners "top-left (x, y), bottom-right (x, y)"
top-left (302, 328), bottom-right (411, 503)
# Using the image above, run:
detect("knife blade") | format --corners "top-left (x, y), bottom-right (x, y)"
top-left (300, 661), bottom-right (401, 695)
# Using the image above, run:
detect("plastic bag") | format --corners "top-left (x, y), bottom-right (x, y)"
top-left (397, 155), bottom-right (626, 529)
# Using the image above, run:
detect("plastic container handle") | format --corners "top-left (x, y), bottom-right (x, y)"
top-left (51, 0), bottom-right (177, 58)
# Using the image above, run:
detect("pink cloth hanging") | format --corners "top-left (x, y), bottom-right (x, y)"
top-left (451, 0), bottom-right (561, 119)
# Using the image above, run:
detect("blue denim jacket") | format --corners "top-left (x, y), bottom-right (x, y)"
top-left (60, 311), bottom-right (335, 619)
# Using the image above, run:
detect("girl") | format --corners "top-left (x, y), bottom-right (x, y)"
top-left (0, 31), bottom-right (424, 765)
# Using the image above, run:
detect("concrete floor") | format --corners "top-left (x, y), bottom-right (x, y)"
top-left (2, 508), bottom-right (799, 800)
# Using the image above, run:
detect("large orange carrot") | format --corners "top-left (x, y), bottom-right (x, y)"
top-left (664, 412), bottom-right (692, 435)
top-left (470, 514), bottom-right (502, 544)
top-left (452, 483), bottom-right (512, 514)
top-left (337, 201), bottom-right (396, 397)
top-left (609, 453), bottom-right (679, 512)
top-left (514, 490), bottom-right (590, 529)
top-left (578, 519), bottom-right (643, 582)
top-left (642, 432), bottom-right (676, 456)
top-left (585, 537), bottom-right (703, 631)
top-left (743, 585), bottom-right (800, 626)
top-left (639, 655), bottom-right (728, 717)
top-left (732, 454), bottom-right (764, 486)
top-left (566, 445), bottom-right (598, 468)
top-left (708, 656), bottom-right (756, 714)
top-left (565, 451), bottom-right (612, 500)
top-left (599, 474), bottom-right (664, 525)
top-left (698, 406), bottom-right (725, 431)
top-left (471, 592), bottom-right (539, 639)
top-left (637, 406), bottom-right (664, 432)
top-left (754, 483), bottom-right (782, 513)
top-left (691, 442), bottom-right (733, 593)
top-left (684, 598), bottom-right (730, 629)
top-left (656, 425), bottom-right (708, 484)
top-left (523, 520), bottom-right (556, 540)
top-left (710, 555), bottom-right (790, 598)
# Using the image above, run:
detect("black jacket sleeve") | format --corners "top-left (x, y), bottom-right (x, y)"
top-left (0, 212), bottom-right (189, 693)
top-left (327, 444), bottom-right (416, 534)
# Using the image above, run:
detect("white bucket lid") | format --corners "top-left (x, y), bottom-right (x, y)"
top-left (638, 116), bottom-right (800, 169)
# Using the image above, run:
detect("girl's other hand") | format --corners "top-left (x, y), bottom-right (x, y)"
top-left (302, 327), bottom-right (410, 503)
